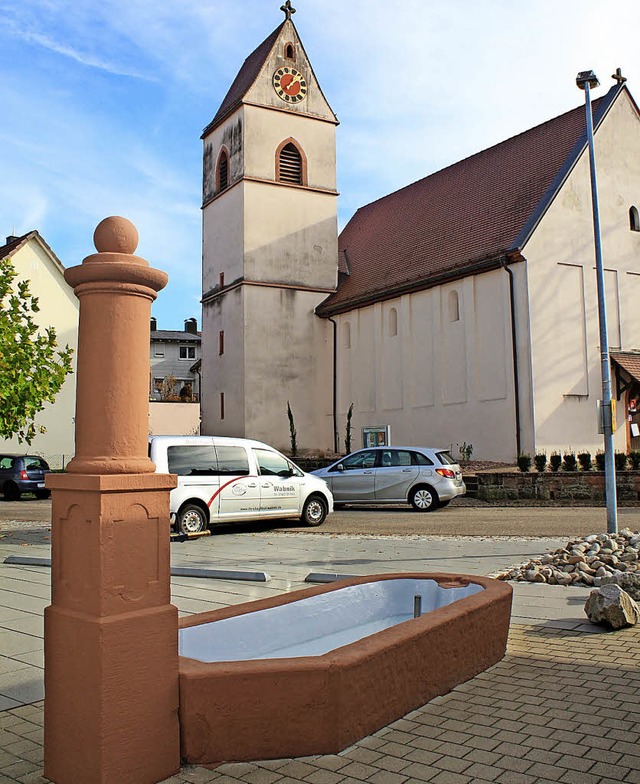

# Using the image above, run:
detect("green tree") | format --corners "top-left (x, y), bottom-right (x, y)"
top-left (0, 255), bottom-right (74, 444)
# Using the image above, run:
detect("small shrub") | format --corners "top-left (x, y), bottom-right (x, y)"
top-left (615, 452), bottom-right (628, 471)
top-left (345, 403), bottom-right (354, 454)
top-left (595, 451), bottom-right (605, 471)
top-left (517, 454), bottom-right (532, 472)
top-left (287, 401), bottom-right (298, 457)
top-left (458, 442), bottom-right (473, 462)
top-left (534, 453), bottom-right (547, 472)
top-left (577, 452), bottom-right (592, 471)
top-left (629, 451), bottom-right (640, 470)
top-left (549, 453), bottom-right (562, 472)
top-left (562, 452), bottom-right (577, 471)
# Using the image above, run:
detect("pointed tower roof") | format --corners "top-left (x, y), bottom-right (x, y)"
top-left (203, 8), bottom-right (337, 138)
top-left (202, 23), bottom-right (286, 137)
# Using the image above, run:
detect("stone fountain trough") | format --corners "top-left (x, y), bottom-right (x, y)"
top-left (178, 572), bottom-right (512, 764)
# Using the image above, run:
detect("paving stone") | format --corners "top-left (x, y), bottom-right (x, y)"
top-left (367, 771), bottom-right (410, 784)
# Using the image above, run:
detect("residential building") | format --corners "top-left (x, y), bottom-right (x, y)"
top-left (0, 232), bottom-right (78, 466)
top-left (150, 318), bottom-right (202, 402)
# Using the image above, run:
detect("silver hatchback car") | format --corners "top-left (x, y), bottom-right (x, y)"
top-left (311, 447), bottom-right (465, 511)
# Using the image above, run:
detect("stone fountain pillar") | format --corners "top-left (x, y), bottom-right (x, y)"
top-left (44, 217), bottom-right (179, 784)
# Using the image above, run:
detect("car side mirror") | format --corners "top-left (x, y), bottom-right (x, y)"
top-left (331, 464), bottom-right (345, 473)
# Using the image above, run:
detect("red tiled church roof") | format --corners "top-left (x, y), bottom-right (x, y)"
top-left (318, 85), bottom-right (625, 316)
top-left (202, 23), bottom-right (285, 136)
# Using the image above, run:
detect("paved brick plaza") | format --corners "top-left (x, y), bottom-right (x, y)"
top-left (1, 623), bottom-right (638, 784)
top-left (0, 527), bottom-right (638, 783)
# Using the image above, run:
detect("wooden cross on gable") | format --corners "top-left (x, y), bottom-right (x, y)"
top-left (281, 1), bottom-right (296, 20)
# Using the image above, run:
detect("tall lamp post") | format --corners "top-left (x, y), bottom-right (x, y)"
top-left (576, 70), bottom-right (617, 534)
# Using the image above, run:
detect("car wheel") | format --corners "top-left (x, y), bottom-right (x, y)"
top-left (409, 485), bottom-right (439, 512)
top-left (35, 490), bottom-right (51, 500)
top-left (3, 483), bottom-right (21, 502)
top-left (177, 503), bottom-right (208, 534)
top-left (301, 495), bottom-right (328, 527)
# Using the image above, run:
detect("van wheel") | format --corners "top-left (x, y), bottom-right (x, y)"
top-left (301, 495), bottom-right (327, 527)
top-left (178, 504), bottom-right (208, 534)
top-left (409, 486), bottom-right (439, 512)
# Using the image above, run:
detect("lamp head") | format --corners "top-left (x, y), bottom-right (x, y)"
top-left (576, 70), bottom-right (600, 90)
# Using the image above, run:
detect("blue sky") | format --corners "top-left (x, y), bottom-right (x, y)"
top-left (2, 0), bottom-right (639, 330)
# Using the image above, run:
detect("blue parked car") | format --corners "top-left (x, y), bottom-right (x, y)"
top-left (0, 454), bottom-right (51, 500)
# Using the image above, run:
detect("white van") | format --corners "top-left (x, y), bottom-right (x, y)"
top-left (148, 435), bottom-right (333, 534)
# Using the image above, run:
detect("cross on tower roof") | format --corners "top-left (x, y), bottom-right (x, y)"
top-left (281, 1), bottom-right (296, 20)
top-left (612, 67), bottom-right (627, 84)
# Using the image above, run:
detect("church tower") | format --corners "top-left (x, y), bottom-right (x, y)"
top-left (201, 2), bottom-right (338, 452)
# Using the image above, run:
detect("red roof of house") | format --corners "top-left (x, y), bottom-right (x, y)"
top-left (612, 352), bottom-right (640, 383)
top-left (202, 23), bottom-right (285, 137)
top-left (318, 86), bottom-right (625, 316)
top-left (0, 232), bottom-right (33, 260)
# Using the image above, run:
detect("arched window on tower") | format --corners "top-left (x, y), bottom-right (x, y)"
top-left (630, 205), bottom-right (640, 232)
top-left (277, 140), bottom-right (306, 186)
top-left (285, 42), bottom-right (295, 60)
top-left (216, 148), bottom-right (229, 192)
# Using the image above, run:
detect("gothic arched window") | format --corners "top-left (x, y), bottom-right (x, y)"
top-left (285, 42), bottom-right (295, 60)
top-left (276, 139), bottom-right (306, 186)
top-left (630, 205), bottom-right (640, 232)
top-left (216, 148), bottom-right (229, 192)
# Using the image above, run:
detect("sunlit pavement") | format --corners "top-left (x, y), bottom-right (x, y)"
top-left (1, 520), bottom-right (638, 782)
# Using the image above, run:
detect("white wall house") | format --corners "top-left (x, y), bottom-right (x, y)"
top-left (0, 232), bottom-right (79, 466)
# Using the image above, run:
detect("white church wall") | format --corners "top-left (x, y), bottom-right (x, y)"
top-left (621, 271), bottom-right (640, 347)
top-left (244, 105), bottom-right (337, 191)
top-left (201, 286), bottom-right (246, 438)
top-left (241, 285), bottom-right (333, 452)
top-left (524, 91), bottom-right (640, 455)
top-left (243, 180), bottom-right (338, 290)
top-left (335, 268), bottom-right (517, 461)
top-left (202, 181), bottom-right (245, 294)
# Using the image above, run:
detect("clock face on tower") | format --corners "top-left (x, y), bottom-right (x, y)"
top-left (273, 67), bottom-right (308, 103)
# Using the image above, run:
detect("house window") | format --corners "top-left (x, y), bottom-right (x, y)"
top-left (285, 43), bottom-right (295, 60)
top-left (277, 140), bottom-right (304, 185)
top-left (219, 330), bottom-right (225, 355)
top-left (154, 343), bottom-right (165, 357)
top-left (389, 308), bottom-right (398, 337)
top-left (216, 149), bottom-right (229, 192)
top-left (448, 290), bottom-right (460, 322)
top-left (154, 378), bottom-right (163, 393)
top-left (631, 206), bottom-right (640, 232)
top-left (179, 345), bottom-right (196, 360)
top-left (344, 322), bottom-right (351, 349)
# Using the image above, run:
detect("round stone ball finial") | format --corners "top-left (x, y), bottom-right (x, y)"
top-left (93, 216), bottom-right (139, 255)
